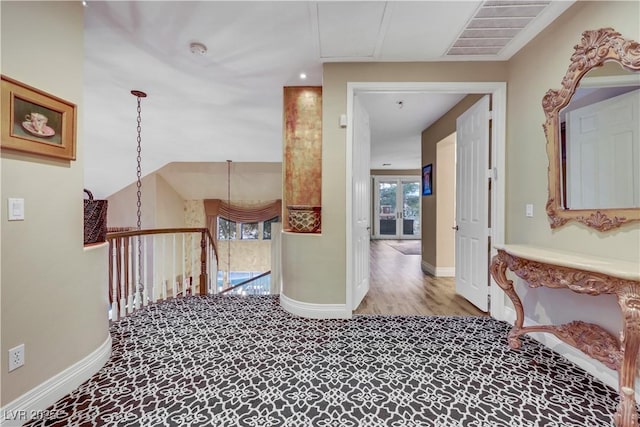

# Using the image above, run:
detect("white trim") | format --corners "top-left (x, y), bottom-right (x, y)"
top-left (421, 260), bottom-right (436, 276)
top-left (421, 261), bottom-right (455, 277)
top-left (280, 293), bottom-right (351, 319)
top-left (0, 335), bottom-right (111, 427)
top-left (346, 81), bottom-right (507, 322)
top-left (435, 267), bottom-right (455, 277)
top-left (489, 83), bottom-right (506, 322)
top-left (502, 307), bottom-right (640, 400)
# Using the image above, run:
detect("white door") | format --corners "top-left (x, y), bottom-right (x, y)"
top-left (352, 95), bottom-right (371, 310)
top-left (455, 95), bottom-right (490, 311)
top-left (566, 88), bottom-right (640, 209)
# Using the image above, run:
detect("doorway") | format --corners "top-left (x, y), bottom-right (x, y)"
top-left (373, 176), bottom-right (421, 239)
top-left (346, 82), bottom-right (506, 321)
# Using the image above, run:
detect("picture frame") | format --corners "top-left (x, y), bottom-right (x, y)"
top-left (1, 75), bottom-right (76, 160)
top-left (422, 164), bottom-right (432, 196)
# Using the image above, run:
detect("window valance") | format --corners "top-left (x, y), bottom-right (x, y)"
top-left (203, 199), bottom-right (282, 242)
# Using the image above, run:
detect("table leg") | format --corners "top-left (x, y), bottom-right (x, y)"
top-left (489, 254), bottom-right (525, 349)
top-left (615, 284), bottom-right (640, 427)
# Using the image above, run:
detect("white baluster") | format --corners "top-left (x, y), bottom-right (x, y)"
top-left (143, 235), bottom-right (149, 306)
top-left (161, 234), bottom-right (167, 301)
top-left (127, 237), bottom-right (134, 314)
top-left (172, 233), bottom-right (177, 298)
top-left (134, 236), bottom-right (141, 310)
top-left (182, 233), bottom-right (186, 296)
top-left (111, 242), bottom-right (119, 321)
top-left (192, 233), bottom-right (199, 295)
top-left (119, 239), bottom-right (126, 318)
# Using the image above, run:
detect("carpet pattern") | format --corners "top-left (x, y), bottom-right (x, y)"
top-left (26, 295), bottom-right (625, 426)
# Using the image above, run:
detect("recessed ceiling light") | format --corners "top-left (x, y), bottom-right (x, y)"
top-left (189, 42), bottom-right (208, 56)
top-left (299, 73), bottom-right (307, 80)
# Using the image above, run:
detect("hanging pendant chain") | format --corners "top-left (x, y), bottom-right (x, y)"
top-left (136, 98), bottom-right (143, 231)
top-left (135, 96), bottom-right (143, 297)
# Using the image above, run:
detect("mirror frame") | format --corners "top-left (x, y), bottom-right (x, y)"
top-left (543, 28), bottom-right (640, 231)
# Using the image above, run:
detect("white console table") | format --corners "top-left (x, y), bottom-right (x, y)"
top-left (490, 244), bottom-right (640, 427)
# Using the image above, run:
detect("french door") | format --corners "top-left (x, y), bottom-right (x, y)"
top-left (374, 176), bottom-right (421, 239)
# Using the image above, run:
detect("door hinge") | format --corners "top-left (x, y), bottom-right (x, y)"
top-left (488, 110), bottom-right (493, 121)
top-left (486, 167), bottom-right (497, 180)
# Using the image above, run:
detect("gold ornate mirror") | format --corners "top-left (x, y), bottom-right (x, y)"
top-left (543, 28), bottom-right (640, 231)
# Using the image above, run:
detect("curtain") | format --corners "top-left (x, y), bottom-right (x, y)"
top-left (204, 199), bottom-right (282, 244)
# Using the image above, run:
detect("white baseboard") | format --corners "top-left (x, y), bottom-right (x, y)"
top-left (0, 334), bottom-right (111, 427)
top-left (502, 307), bottom-right (635, 398)
top-left (435, 267), bottom-right (455, 277)
top-left (421, 260), bottom-right (455, 277)
top-left (280, 293), bottom-right (351, 319)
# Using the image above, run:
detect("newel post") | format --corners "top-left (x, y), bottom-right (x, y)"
top-left (199, 230), bottom-right (207, 295)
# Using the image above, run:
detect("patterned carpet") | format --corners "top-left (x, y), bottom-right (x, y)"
top-left (26, 295), bottom-right (624, 426)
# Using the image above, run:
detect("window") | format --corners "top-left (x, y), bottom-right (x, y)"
top-left (241, 222), bottom-right (259, 240)
top-left (218, 216), bottom-right (280, 240)
top-left (218, 217), bottom-right (237, 240)
top-left (263, 216), bottom-right (279, 240)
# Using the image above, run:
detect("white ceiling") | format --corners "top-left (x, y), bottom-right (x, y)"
top-left (83, 1), bottom-right (574, 198)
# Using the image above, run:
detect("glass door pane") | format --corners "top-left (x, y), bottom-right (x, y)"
top-left (401, 180), bottom-right (421, 237)
top-left (378, 181), bottom-right (397, 236)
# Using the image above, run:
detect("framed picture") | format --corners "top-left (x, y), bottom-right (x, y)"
top-left (1, 75), bottom-right (76, 160)
top-left (422, 164), bottom-right (432, 196)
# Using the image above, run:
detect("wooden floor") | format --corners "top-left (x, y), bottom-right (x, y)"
top-left (354, 239), bottom-right (487, 316)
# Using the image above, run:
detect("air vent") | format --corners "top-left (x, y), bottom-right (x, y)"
top-left (447, 0), bottom-right (550, 56)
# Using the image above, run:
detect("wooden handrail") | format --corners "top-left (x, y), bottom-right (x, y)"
top-left (107, 227), bottom-right (212, 240)
top-left (107, 227), bottom-right (218, 263)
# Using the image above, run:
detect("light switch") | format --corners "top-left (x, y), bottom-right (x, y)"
top-left (525, 203), bottom-right (534, 218)
top-left (8, 198), bottom-right (25, 221)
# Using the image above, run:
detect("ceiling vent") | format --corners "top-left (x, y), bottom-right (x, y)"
top-left (446, 0), bottom-right (551, 56)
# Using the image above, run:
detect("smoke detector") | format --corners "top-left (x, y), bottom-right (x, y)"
top-left (189, 42), bottom-right (208, 56)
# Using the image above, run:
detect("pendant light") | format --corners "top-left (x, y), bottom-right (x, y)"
top-left (132, 90), bottom-right (147, 301)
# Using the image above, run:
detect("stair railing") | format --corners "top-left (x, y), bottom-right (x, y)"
top-left (107, 228), bottom-right (218, 321)
top-left (219, 271), bottom-right (272, 295)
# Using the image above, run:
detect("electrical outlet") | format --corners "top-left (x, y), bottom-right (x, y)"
top-left (8, 344), bottom-right (25, 372)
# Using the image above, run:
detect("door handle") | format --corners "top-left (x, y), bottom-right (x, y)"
top-left (452, 225), bottom-right (459, 231)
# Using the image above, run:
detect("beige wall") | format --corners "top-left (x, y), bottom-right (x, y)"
top-left (1, 1), bottom-right (109, 406)
top-left (435, 134), bottom-right (456, 271)
top-left (107, 174), bottom-right (157, 229)
top-left (505, 1), bottom-right (640, 335)
top-left (420, 95), bottom-right (484, 270)
top-left (155, 175), bottom-right (186, 228)
top-left (156, 161), bottom-right (282, 201)
top-left (281, 62), bottom-right (508, 305)
top-left (107, 173), bottom-right (187, 230)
